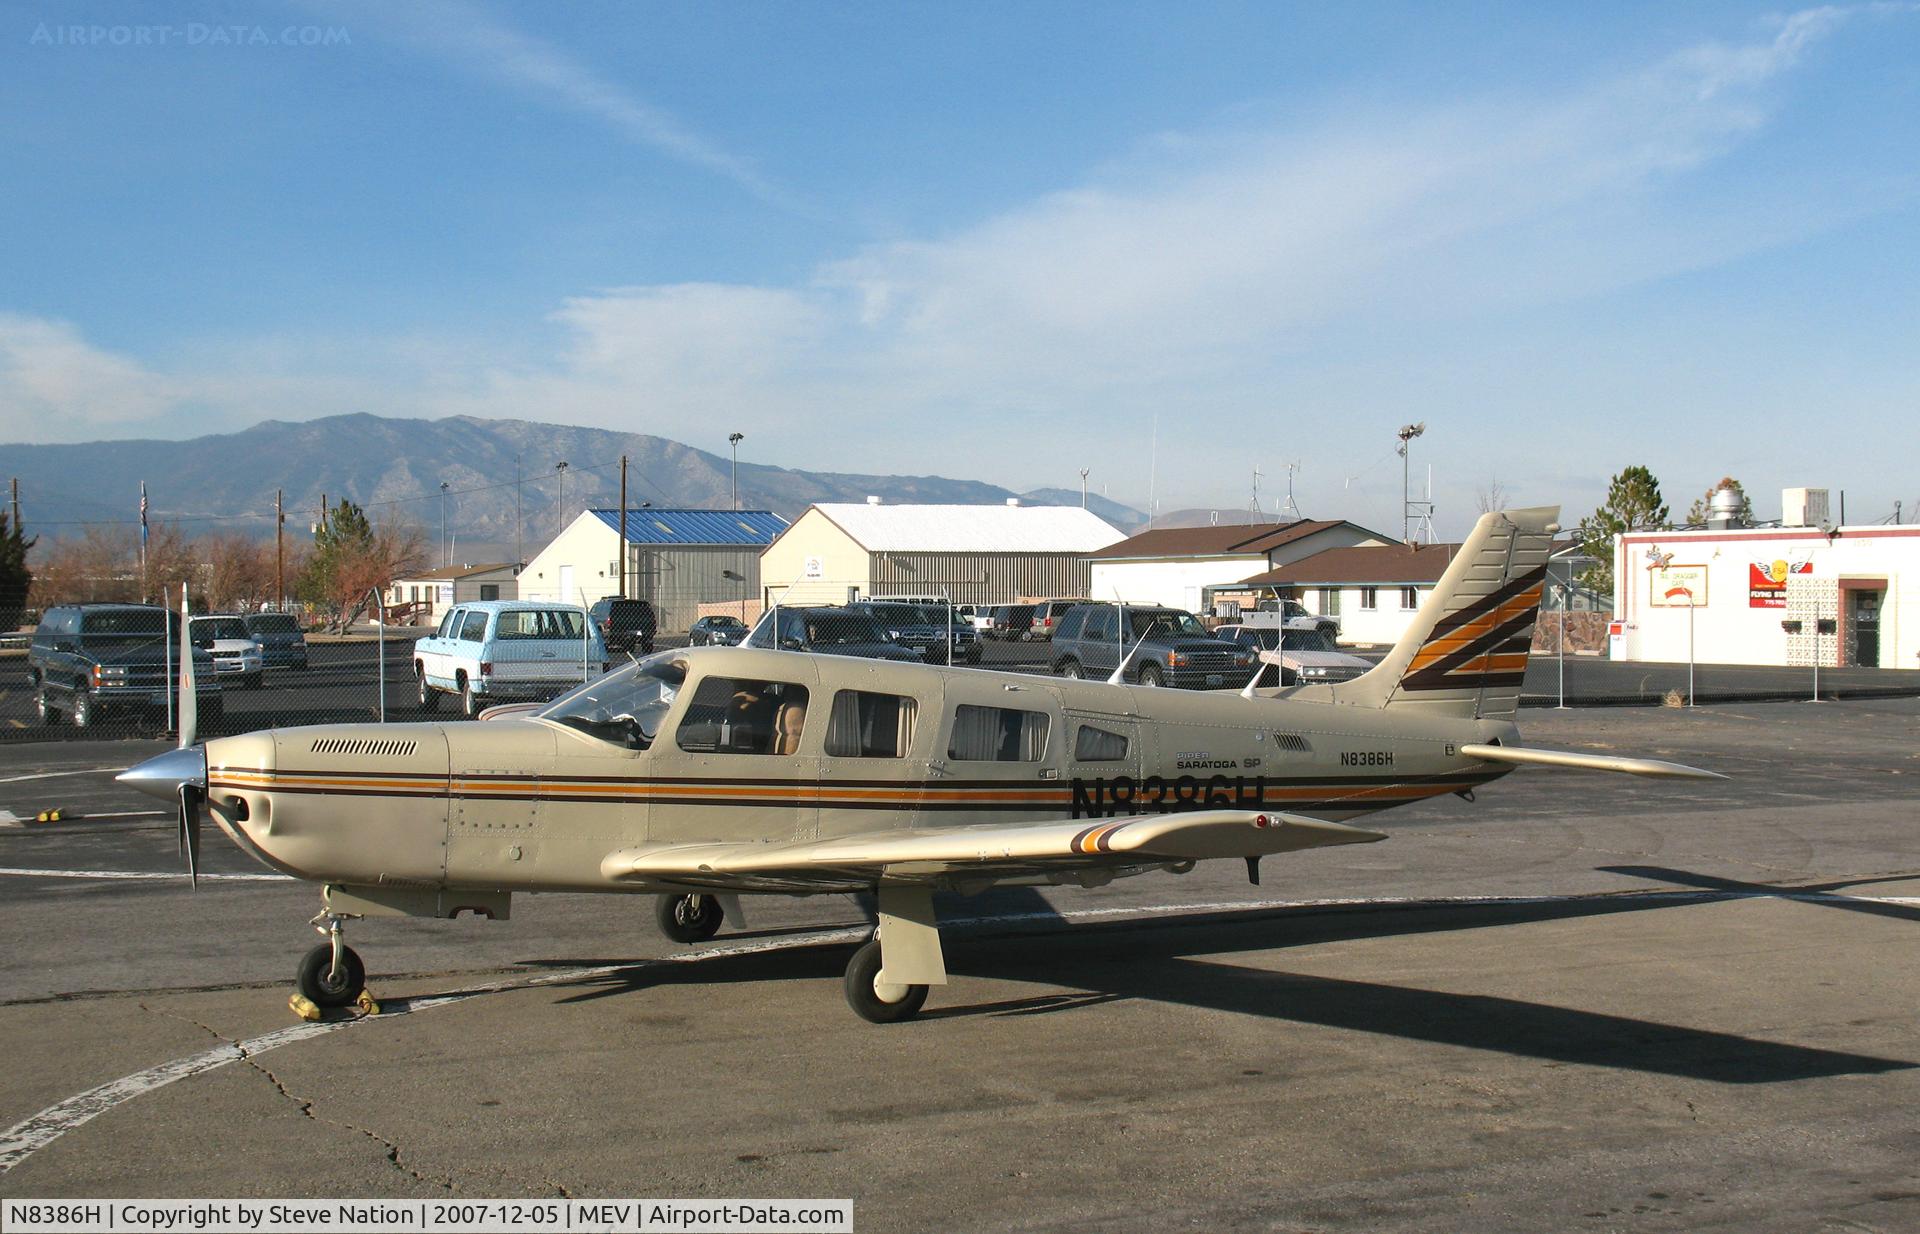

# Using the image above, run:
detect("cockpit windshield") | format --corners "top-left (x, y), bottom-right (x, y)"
top-left (537, 654), bottom-right (686, 749)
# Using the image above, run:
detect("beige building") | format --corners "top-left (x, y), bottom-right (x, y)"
top-left (386, 563), bottom-right (520, 626)
top-left (759, 500), bottom-right (1125, 608)
top-left (520, 509), bottom-right (786, 633)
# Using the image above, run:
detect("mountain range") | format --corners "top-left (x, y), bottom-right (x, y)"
top-left (4, 414), bottom-right (1146, 557)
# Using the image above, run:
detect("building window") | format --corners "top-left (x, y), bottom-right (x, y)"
top-left (826, 690), bottom-right (916, 758)
top-left (480, 584), bottom-right (500, 601)
top-left (1400, 586), bottom-right (1419, 610)
top-left (948, 705), bottom-right (1050, 762)
top-left (1359, 587), bottom-right (1378, 611)
top-left (675, 677), bottom-right (811, 756)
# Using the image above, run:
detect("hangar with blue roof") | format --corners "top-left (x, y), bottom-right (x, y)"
top-left (519, 507), bottom-right (788, 633)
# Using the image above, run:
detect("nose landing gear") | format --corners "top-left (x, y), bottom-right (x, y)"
top-left (296, 910), bottom-right (367, 1008)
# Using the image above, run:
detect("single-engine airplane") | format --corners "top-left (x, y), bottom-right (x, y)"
top-left (123, 506), bottom-right (1720, 1022)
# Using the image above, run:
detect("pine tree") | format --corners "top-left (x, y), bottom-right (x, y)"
top-left (0, 511), bottom-right (36, 628)
top-left (1575, 466), bottom-right (1670, 596)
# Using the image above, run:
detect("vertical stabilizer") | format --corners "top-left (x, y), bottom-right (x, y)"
top-left (1341, 506), bottom-right (1558, 720)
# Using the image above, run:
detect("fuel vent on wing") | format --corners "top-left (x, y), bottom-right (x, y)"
top-left (1271, 732), bottom-right (1312, 753)
top-left (310, 738), bottom-right (419, 758)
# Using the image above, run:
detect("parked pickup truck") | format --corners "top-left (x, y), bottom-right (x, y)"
top-left (414, 600), bottom-right (607, 717)
top-left (1241, 599), bottom-right (1341, 641)
top-left (29, 603), bottom-right (220, 729)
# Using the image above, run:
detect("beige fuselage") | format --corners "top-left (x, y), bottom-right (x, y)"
top-left (201, 647), bottom-right (1517, 903)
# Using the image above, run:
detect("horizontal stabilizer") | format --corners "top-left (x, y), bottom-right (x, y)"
top-left (1459, 743), bottom-right (1725, 780)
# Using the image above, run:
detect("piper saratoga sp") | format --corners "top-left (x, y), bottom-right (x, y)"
top-left (122, 506), bottom-right (1720, 1022)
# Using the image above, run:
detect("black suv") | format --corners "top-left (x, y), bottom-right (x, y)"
top-left (854, 601), bottom-right (980, 665)
top-left (29, 604), bottom-right (221, 728)
top-left (744, 606), bottom-right (923, 662)
top-left (1049, 603), bottom-right (1256, 689)
top-left (588, 597), bottom-right (657, 654)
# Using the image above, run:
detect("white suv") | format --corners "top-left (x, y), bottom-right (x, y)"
top-left (414, 601), bottom-right (608, 717)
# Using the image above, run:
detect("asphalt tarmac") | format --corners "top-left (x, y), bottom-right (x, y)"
top-left (1, 700), bottom-right (1917, 1231)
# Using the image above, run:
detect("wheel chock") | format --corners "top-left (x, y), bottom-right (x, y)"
top-left (288, 993), bottom-right (323, 1022)
top-left (33, 809), bottom-right (63, 824)
top-left (354, 990), bottom-right (381, 1016)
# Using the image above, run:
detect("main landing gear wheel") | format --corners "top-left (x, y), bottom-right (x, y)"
top-left (843, 938), bottom-right (928, 1024)
top-left (655, 892), bottom-right (724, 943)
top-left (296, 942), bottom-right (367, 1008)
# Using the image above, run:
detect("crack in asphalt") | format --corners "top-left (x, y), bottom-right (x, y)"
top-left (136, 999), bottom-right (456, 1194)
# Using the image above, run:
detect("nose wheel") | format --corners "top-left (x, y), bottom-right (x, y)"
top-left (296, 911), bottom-right (367, 1008)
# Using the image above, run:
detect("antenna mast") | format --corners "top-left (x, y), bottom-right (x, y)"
top-left (1278, 460), bottom-right (1303, 522)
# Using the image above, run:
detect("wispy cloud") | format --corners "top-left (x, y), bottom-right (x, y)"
top-left (8, 7), bottom-right (1912, 524)
top-left (342, 0), bottom-right (784, 202)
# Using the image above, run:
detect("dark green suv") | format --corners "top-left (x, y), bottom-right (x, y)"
top-left (29, 604), bottom-right (221, 729)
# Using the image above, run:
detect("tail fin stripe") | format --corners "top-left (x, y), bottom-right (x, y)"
top-left (1426, 565), bottom-right (1549, 637)
top-left (1408, 587), bottom-right (1544, 669)
top-left (1400, 609), bottom-right (1541, 692)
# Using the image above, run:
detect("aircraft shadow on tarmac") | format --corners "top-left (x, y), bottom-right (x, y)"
top-left (518, 880), bottom-right (1914, 1086)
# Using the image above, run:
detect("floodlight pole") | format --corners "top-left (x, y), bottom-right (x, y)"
top-left (555, 461), bottom-right (569, 535)
top-left (729, 432), bottom-right (744, 510)
top-left (439, 482), bottom-right (450, 568)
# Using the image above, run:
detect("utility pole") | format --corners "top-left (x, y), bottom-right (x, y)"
top-left (514, 455), bottom-right (523, 564)
top-left (728, 432), bottom-right (744, 510)
top-left (1396, 423), bottom-right (1426, 542)
top-left (8, 477), bottom-right (18, 530)
top-left (439, 481), bottom-right (450, 568)
top-left (319, 493), bottom-right (328, 535)
top-left (275, 489), bottom-right (284, 612)
top-left (1079, 469), bottom-right (1089, 509)
top-left (618, 454), bottom-right (629, 598)
top-left (555, 461), bottom-right (569, 536)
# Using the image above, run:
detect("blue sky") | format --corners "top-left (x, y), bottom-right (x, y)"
top-left (2, 1), bottom-right (1916, 535)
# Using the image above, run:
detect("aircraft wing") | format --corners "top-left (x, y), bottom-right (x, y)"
top-left (600, 809), bottom-right (1385, 892)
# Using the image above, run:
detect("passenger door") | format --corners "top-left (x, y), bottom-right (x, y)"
top-left (642, 661), bottom-right (822, 844)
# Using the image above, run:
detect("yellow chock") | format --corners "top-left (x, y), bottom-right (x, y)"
top-left (288, 993), bottom-right (323, 1022)
top-left (354, 990), bottom-right (381, 1017)
top-left (34, 809), bottom-right (63, 824)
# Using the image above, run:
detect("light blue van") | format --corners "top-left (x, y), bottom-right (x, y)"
top-left (413, 600), bottom-right (608, 717)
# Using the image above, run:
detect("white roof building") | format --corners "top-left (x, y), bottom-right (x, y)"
top-left (760, 499), bottom-right (1126, 607)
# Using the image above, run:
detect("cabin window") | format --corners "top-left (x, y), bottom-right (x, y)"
top-left (674, 676), bottom-right (811, 756)
top-left (1074, 725), bottom-right (1129, 761)
top-left (948, 704), bottom-right (1050, 762)
top-left (826, 690), bottom-right (917, 758)
top-left (1400, 586), bottom-right (1419, 610)
top-left (1081, 606), bottom-right (1116, 641)
top-left (437, 609), bottom-right (461, 638)
top-left (459, 610), bottom-right (489, 641)
top-left (1358, 587), bottom-right (1378, 611)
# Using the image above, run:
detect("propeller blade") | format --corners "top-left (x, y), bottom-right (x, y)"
top-left (178, 782), bottom-right (204, 888)
top-left (177, 589), bottom-right (197, 749)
